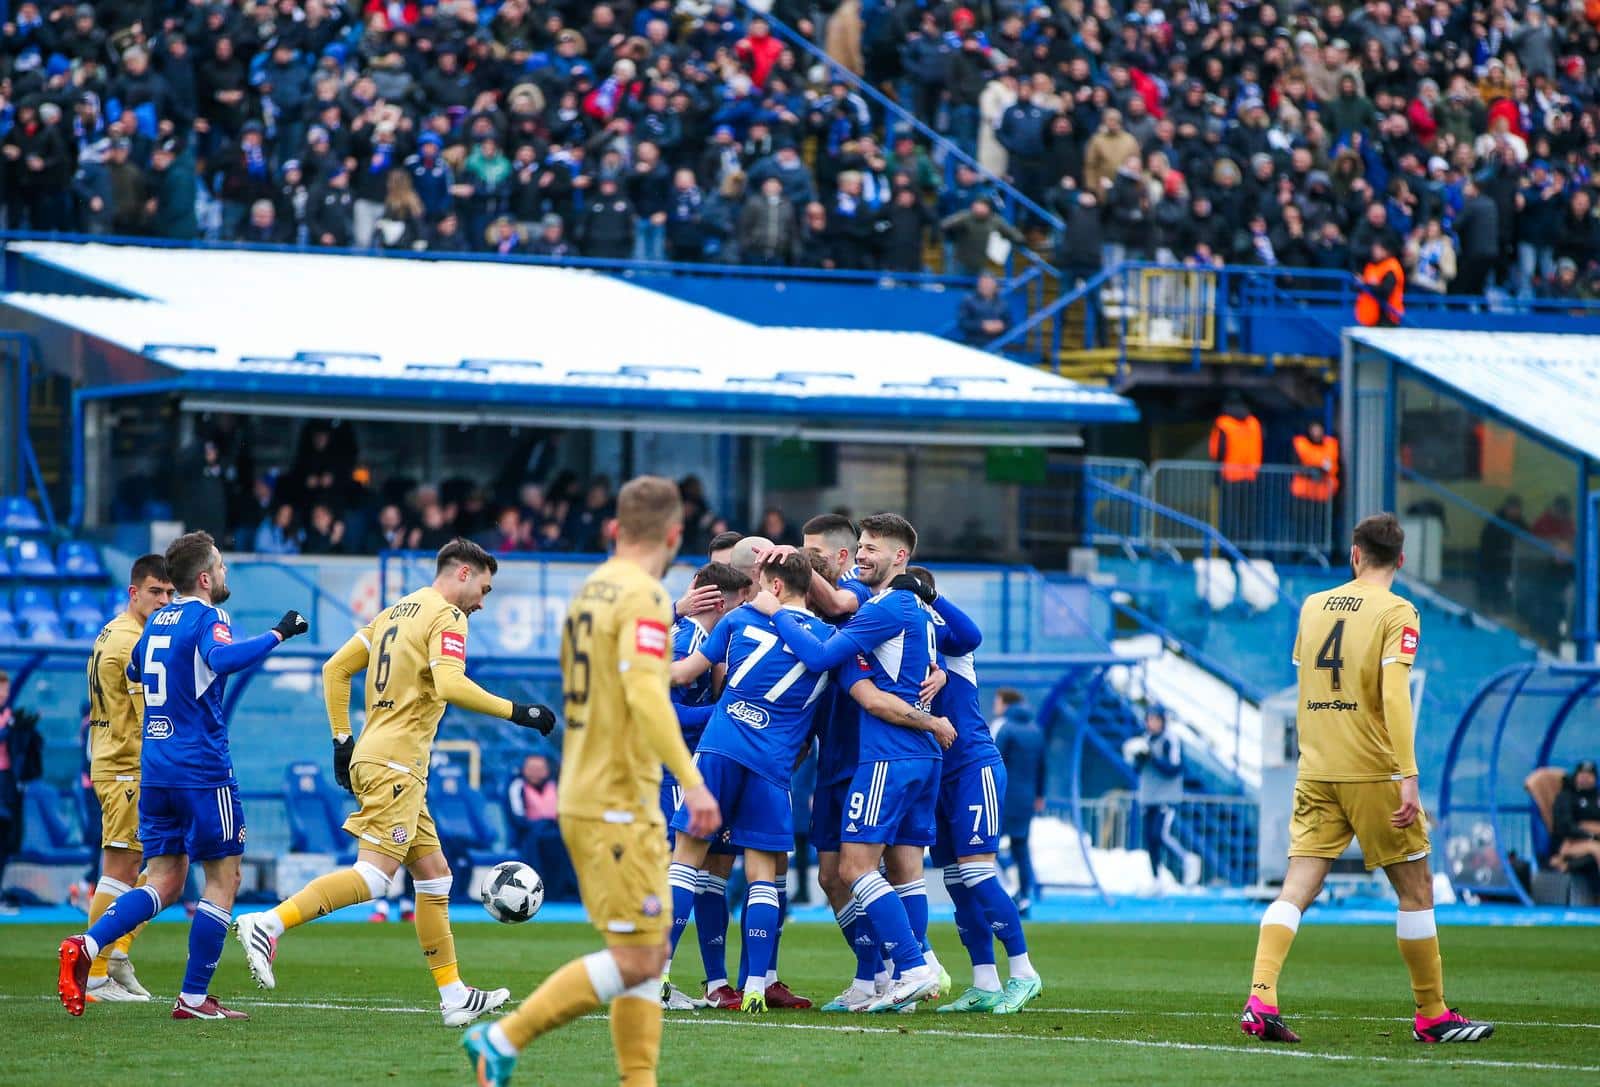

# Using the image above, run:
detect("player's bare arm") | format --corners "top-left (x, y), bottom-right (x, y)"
top-left (848, 679), bottom-right (955, 749)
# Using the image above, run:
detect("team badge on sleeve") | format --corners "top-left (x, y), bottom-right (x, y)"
top-left (1401, 627), bottom-right (1419, 654)
top-left (441, 632), bottom-right (466, 661)
top-left (635, 619), bottom-right (667, 658)
top-left (212, 623), bottom-right (233, 645)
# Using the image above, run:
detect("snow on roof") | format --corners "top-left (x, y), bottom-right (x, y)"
top-left (4, 241), bottom-right (1135, 431)
top-left (1350, 328), bottom-right (1600, 461)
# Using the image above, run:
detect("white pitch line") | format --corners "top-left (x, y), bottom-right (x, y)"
top-left (660, 1017), bottom-right (1600, 1075)
top-left (1031, 1006), bottom-right (1600, 1031)
top-left (13, 993), bottom-right (1595, 1073)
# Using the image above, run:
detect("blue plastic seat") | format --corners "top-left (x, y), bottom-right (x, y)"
top-left (103, 587), bottom-right (128, 621)
top-left (0, 549), bottom-right (11, 579)
top-left (60, 586), bottom-right (106, 639)
top-left (56, 540), bottom-right (106, 579)
top-left (0, 496), bottom-right (45, 534)
top-left (431, 769), bottom-right (507, 884)
top-left (282, 762), bottom-right (357, 863)
top-left (16, 782), bottom-right (93, 865)
top-left (8, 538), bottom-right (58, 579)
top-left (12, 586), bottom-right (66, 641)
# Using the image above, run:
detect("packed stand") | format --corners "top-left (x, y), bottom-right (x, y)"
top-left (820, 0), bottom-right (1600, 300)
top-left (1, 0), bottom-right (1008, 273)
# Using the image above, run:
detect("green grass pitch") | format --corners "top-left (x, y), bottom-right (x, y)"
top-left (4, 920), bottom-right (1595, 1085)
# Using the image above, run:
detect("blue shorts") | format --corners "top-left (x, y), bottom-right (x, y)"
top-left (930, 761), bottom-right (1007, 867)
top-left (669, 752), bottom-right (792, 854)
top-left (841, 759), bottom-right (938, 847)
top-left (661, 773), bottom-right (737, 855)
top-left (810, 778), bottom-right (850, 853)
top-left (139, 783), bottom-right (245, 861)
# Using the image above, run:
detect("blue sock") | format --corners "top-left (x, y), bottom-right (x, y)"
top-left (86, 884), bottom-right (162, 954)
top-left (961, 860), bottom-right (1029, 957)
top-left (835, 902), bottom-right (875, 982)
top-left (736, 896), bottom-right (748, 991)
top-left (944, 865), bottom-right (995, 968)
top-left (694, 872), bottom-right (729, 985)
top-left (180, 899), bottom-right (231, 1000)
top-left (668, 862), bottom-right (699, 959)
top-left (852, 871), bottom-right (924, 972)
top-left (893, 878), bottom-right (929, 951)
top-left (741, 882), bottom-right (781, 993)
top-left (770, 886), bottom-right (787, 978)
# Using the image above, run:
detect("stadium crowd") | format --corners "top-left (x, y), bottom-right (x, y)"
top-left (3, 0), bottom-right (1600, 295)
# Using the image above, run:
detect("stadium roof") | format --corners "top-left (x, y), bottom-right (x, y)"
top-left (1349, 328), bottom-right (1600, 462)
top-left (1, 241), bottom-right (1135, 443)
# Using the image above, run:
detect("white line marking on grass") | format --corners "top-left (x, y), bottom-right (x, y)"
top-left (1032, 1007), bottom-right (1600, 1031)
top-left (659, 1017), bottom-right (1600, 1074)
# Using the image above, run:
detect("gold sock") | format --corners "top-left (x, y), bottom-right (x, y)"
top-left (414, 892), bottom-right (460, 989)
top-left (1249, 923), bottom-right (1298, 1007)
top-left (1398, 936), bottom-right (1446, 1019)
top-left (497, 958), bottom-right (603, 1050)
top-left (275, 867), bottom-right (373, 931)
top-left (86, 887), bottom-right (118, 980)
top-left (609, 995), bottom-right (663, 1087)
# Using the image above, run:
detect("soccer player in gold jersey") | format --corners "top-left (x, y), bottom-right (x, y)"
top-left (1241, 514), bottom-right (1493, 1045)
top-left (234, 539), bottom-right (555, 1026)
top-left (463, 476), bottom-right (719, 1087)
top-left (82, 554), bottom-right (173, 1003)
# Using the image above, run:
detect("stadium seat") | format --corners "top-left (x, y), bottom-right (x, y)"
top-left (281, 762), bottom-right (357, 864)
top-left (103, 587), bottom-right (128, 621)
top-left (16, 781), bottom-right (94, 866)
top-left (0, 599), bottom-right (18, 641)
top-left (60, 586), bottom-right (107, 639)
top-left (11, 587), bottom-right (67, 641)
top-left (0, 496), bottom-right (45, 534)
top-left (0, 549), bottom-right (11, 579)
top-left (8, 538), bottom-right (58, 579)
top-left (56, 540), bottom-right (107, 579)
top-left (431, 769), bottom-right (508, 895)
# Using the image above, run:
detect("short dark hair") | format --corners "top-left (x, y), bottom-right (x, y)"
top-left (764, 551), bottom-right (814, 596)
top-left (692, 561), bottom-right (751, 594)
top-left (1352, 513), bottom-right (1404, 568)
top-left (802, 513), bottom-right (856, 551)
top-left (436, 537), bottom-right (498, 576)
top-left (995, 687), bottom-right (1024, 708)
top-left (130, 553), bottom-right (169, 585)
top-left (907, 564), bottom-right (936, 592)
top-left (707, 530), bottom-right (744, 556)
top-left (165, 531), bottom-right (219, 593)
top-left (858, 512), bottom-right (917, 556)
top-left (806, 551), bottom-right (833, 579)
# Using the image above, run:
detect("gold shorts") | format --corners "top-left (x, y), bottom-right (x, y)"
top-left (560, 815), bottom-right (670, 946)
top-left (342, 762), bottom-right (440, 865)
top-left (1288, 778), bottom-right (1430, 871)
top-left (93, 778), bottom-right (141, 852)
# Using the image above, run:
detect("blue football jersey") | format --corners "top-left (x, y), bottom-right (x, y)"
top-left (838, 589), bottom-right (940, 761)
top-left (695, 604), bottom-right (832, 786)
top-left (129, 597), bottom-right (277, 789)
top-left (812, 577), bottom-right (873, 786)
top-left (669, 614), bottom-right (716, 749)
top-left (931, 600), bottom-right (999, 779)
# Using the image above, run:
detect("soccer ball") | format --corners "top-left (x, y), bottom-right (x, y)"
top-left (481, 861), bottom-right (545, 924)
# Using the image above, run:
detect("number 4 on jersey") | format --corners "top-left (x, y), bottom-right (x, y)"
top-left (1315, 619), bottom-right (1345, 691)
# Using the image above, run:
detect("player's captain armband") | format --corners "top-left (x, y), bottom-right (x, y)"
top-left (1401, 627), bottom-right (1419, 655)
top-left (635, 619), bottom-right (668, 658)
top-left (440, 631), bottom-right (466, 661)
top-left (212, 623), bottom-right (233, 645)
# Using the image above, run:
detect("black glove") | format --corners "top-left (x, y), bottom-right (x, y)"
top-left (273, 610), bottom-right (309, 641)
top-left (888, 573), bottom-right (937, 606)
top-left (332, 735), bottom-right (354, 793)
top-left (510, 702), bottom-right (556, 736)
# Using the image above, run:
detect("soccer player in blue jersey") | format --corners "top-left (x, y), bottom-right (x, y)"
top-left (752, 513), bottom-right (951, 1013)
top-left (58, 531), bottom-right (308, 1019)
top-left (664, 552), bottom-right (834, 1014)
top-left (897, 566), bottom-right (1043, 1014)
top-left (660, 560), bottom-right (749, 1012)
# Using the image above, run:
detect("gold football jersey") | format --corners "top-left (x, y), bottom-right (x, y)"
top-left (1292, 579), bottom-right (1420, 782)
top-left (87, 613), bottom-right (146, 780)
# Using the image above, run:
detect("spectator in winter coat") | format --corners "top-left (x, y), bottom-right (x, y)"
top-left (1406, 218), bottom-right (1457, 293)
top-left (577, 177), bottom-right (635, 259)
top-left (746, 141), bottom-right (813, 210)
top-left (1126, 705), bottom-right (1184, 884)
top-left (940, 197), bottom-right (1025, 277)
top-left (528, 214), bottom-right (576, 258)
top-left (1052, 186), bottom-right (1104, 280)
top-left (734, 16), bottom-right (783, 88)
top-left (881, 186), bottom-right (935, 273)
top-left (957, 273), bottom-right (1009, 346)
top-left (218, 122), bottom-right (276, 239)
top-left (824, 170), bottom-right (882, 269)
top-left (309, 164), bottom-right (355, 247)
top-left (406, 133), bottom-right (454, 220)
top-left (993, 688), bottom-right (1045, 911)
top-left (237, 199), bottom-right (287, 243)
top-left (1083, 108), bottom-right (1141, 196)
top-left (738, 177), bottom-right (797, 266)
top-left (795, 200), bottom-right (833, 268)
top-left (1453, 179), bottom-right (1500, 295)
top-left (665, 170), bottom-right (706, 262)
top-left (146, 137), bottom-right (197, 240)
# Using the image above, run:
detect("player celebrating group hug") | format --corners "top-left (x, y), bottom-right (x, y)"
top-left (53, 486), bottom-right (1489, 1087)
